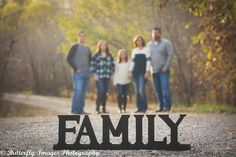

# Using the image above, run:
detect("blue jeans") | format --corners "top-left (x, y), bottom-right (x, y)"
top-left (71, 71), bottom-right (90, 113)
top-left (152, 71), bottom-right (172, 109)
top-left (96, 78), bottom-right (110, 109)
top-left (117, 84), bottom-right (129, 97)
top-left (117, 84), bottom-right (129, 110)
top-left (133, 74), bottom-right (147, 112)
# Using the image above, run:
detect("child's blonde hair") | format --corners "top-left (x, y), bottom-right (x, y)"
top-left (117, 49), bottom-right (128, 63)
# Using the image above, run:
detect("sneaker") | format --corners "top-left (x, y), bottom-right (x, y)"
top-left (72, 111), bottom-right (89, 115)
top-left (155, 109), bottom-right (163, 112)
top-left (96, 111), bottom-right (101, 114)
top-left (134, 110), bottom-right (146, 114)
top-left (101, 110), bottom-right (109, 114)
top-left (163, 108), bottom-right (171, 112)
top-left (79, 112), bottom-right (90, 115)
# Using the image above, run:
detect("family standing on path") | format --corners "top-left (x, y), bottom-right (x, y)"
top-left (67, 27), bottom-right (173, 114)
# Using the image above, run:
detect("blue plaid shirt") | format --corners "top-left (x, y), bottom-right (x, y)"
top-left (90, 53), bottom-right (115, 78)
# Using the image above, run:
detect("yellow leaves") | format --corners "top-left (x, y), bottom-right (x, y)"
top-left (58, 0), bottom-right (154, 55)
top-left (186, 0), bottom-right (206, 17)
top-left (0, 1), bottom-right (22, 32)
top-left (207, 51), bottom-right (212, 60)
top-left (191, 32), bottom-right (204, 44)
top-left (2, 1), bottom-right (21, 18)
top-left (205, 61), bottom-right (211, 70)
top-left (21, 1), bottom-right (52, 21)
top-left (59, 43), bottom-right (70, 55)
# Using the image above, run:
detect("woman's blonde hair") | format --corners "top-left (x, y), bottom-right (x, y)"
top-left (133, 35), bottom-right (146, 47)
top-left (96, 40), bottom-right (110, 54)
top-left (117, 49), bottom-right (128, 63)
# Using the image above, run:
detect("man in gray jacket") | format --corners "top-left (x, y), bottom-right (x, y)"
top-left (67, 31), bottom-right (91, 114)
top-left (148, 27), bottom-right (174, 112)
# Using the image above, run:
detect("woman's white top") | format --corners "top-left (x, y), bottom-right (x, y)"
top-left (128, 47), bottom-right (151, 71)
top-left (113, 62), bottom-right (131, 85)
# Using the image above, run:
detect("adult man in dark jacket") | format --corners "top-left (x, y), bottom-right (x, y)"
top-left (67, 31), bottom-right (91, 114)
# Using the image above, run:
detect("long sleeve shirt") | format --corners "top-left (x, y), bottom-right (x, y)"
top-left (147, 38), bottom-right (174, 73)
top-left (66, 44), bottom-right (91, 72)
top-left (90, 52), bottom-right (115, 79)
top-left (113, 62), bottom-right (131, 85)
top-left (129, 47), bottom-right (151, 75)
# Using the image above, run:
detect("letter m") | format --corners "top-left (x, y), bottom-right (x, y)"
top-left (101, 115), bottom-right (130, 146)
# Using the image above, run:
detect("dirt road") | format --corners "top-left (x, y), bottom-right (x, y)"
top-left (0, 93), bottom-right (235, 157)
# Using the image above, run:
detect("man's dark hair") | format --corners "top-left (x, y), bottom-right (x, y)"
top-left (78, 30), bottom-right (86, 36)
top-left (152, 27), bottom-right (161, 33)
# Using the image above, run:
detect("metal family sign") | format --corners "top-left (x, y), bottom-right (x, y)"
top-left (53, 114), bottom-right (190, 151)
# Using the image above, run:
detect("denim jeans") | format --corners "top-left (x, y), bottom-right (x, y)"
top-left (71, 71), bottom-right (90, 113)
top-left (96, 78), bottom-right (110, 109)
top-left (117, 84), bottom-right (129, 97)
top-left (133, 74), bottom-right (147, 112)
top-left (152, 71), bottom-right (172, 109)
top-left (117, 84), bottom-right (129, 110)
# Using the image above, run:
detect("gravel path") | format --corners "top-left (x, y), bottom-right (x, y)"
top-left (0, 94), bottom-right (236, 157)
